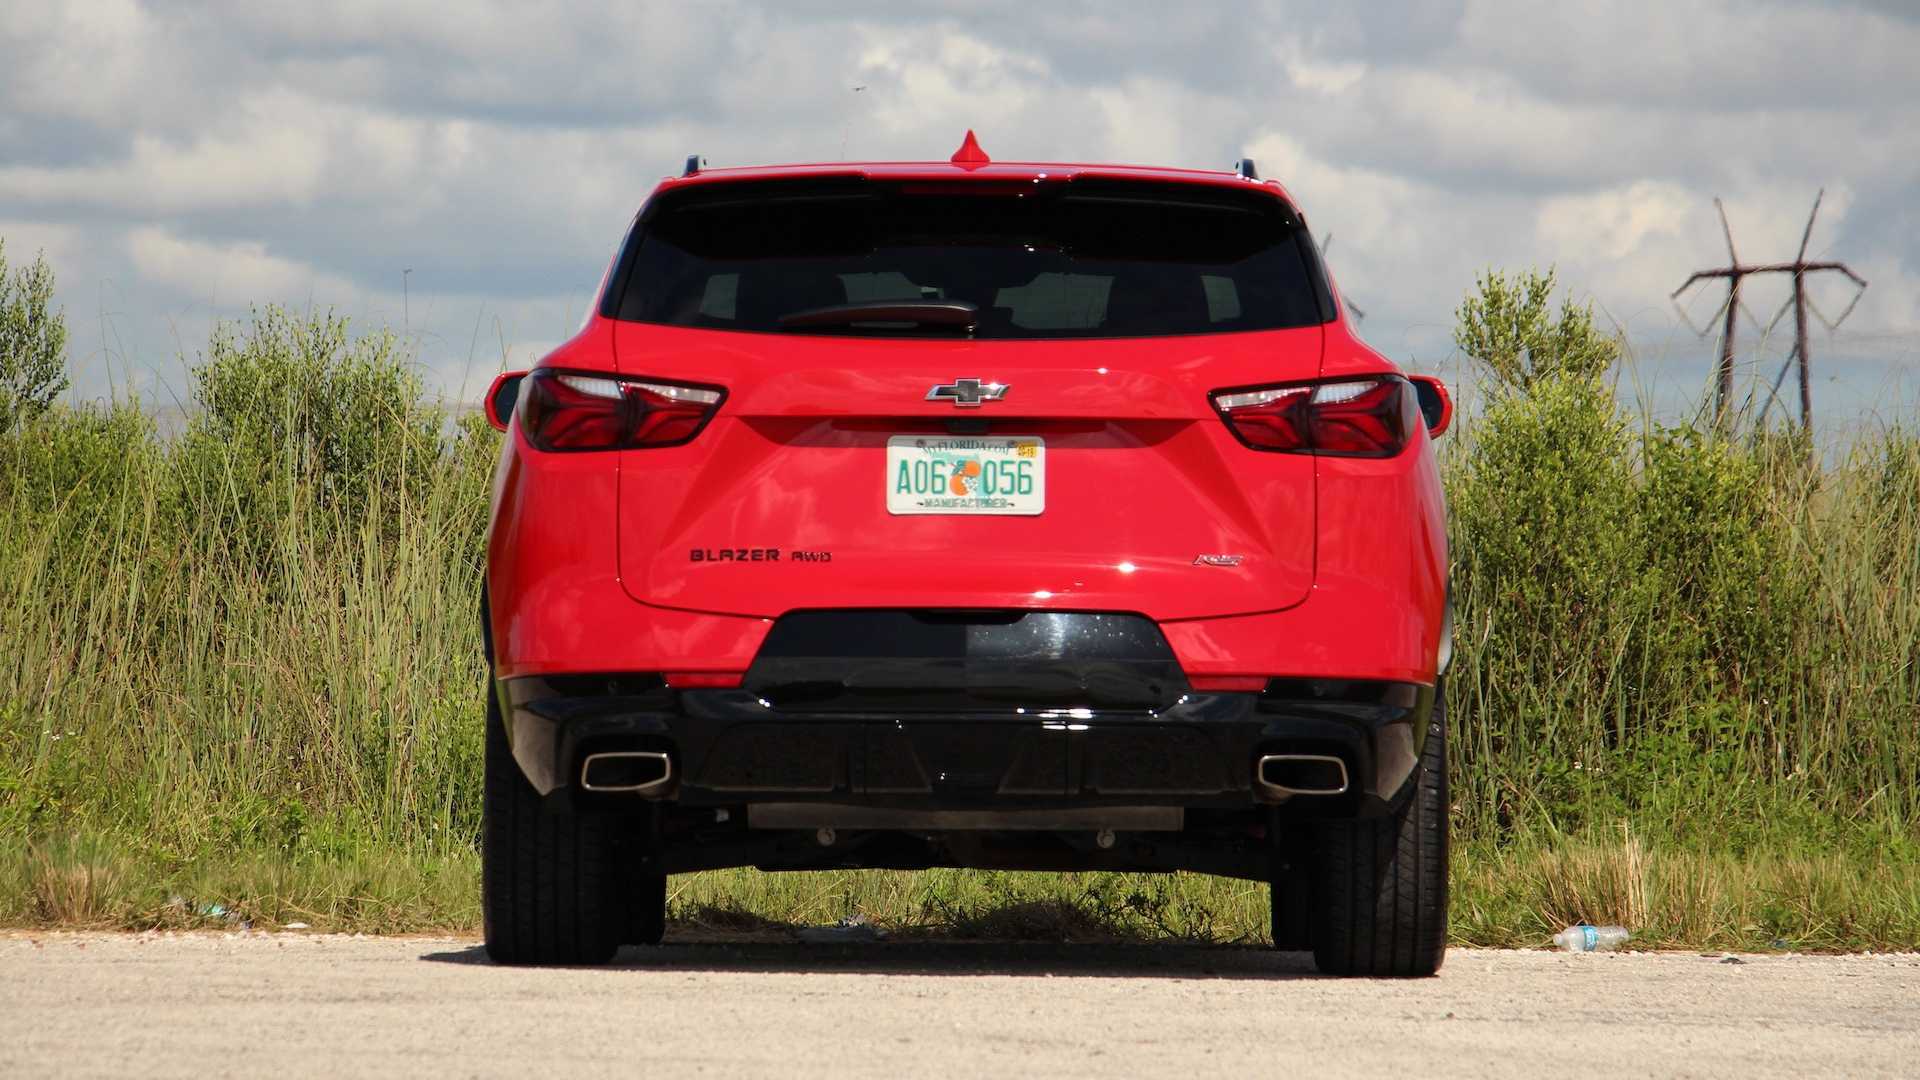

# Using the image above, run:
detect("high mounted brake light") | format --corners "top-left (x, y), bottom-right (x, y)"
top-left (519, 369), bottom-right (725, 451)
top-left (1211, 375), bottom-right (1420, 457)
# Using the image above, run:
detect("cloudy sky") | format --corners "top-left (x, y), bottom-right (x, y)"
top-left (3, 0), bottom-right (1916, 424)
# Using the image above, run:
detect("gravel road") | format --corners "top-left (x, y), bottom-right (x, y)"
top-left (2, 932), bottom-right (1916, 1078)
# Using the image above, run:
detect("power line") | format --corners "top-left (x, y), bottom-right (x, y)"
top-left (1670, 190), bottom-right (1867, 435)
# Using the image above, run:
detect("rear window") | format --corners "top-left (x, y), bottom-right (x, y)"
top-left (605, 179), bottom-right (1332, 338)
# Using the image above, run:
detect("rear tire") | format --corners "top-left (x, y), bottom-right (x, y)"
top-left (1308, 684), bottom-right (1449, 977)
top-left (619, 833), bottom-right (668, 947)
top-left (481, 683), bottom-right (622, 965)
top-left (1267, 828), bottom-right (1314, 951)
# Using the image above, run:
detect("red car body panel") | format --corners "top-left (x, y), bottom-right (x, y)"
top-left (485, 157), bottom-right (1447, 688)
top-left (609, 322), bottom-right (1323, 621)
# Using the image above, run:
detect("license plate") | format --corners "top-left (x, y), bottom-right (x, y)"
top-left (885, 435), bottom-right (1045, 515)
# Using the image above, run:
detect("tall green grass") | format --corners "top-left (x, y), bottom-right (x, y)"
top-left (1, 310), bottom-right (493, 894)
top-left (1, 306), bottom-right (1915, 947)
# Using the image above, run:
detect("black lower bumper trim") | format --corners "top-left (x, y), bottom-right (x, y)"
top-left (498, 676), bottom-right (1433, 819)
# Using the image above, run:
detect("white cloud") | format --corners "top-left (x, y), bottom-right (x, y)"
top-left (0, 0), bottom-right (165, 127)
top-left (1454, 0), bottom-right (1920, 109)
top-left (21, 82), bottom-right (481, 216)
top-left (1536, 181), bottom-right (1694, 262)
top-left (0, 222), bottom-right (83, 271)
top-left (125, 226), bottom-right (362, 306)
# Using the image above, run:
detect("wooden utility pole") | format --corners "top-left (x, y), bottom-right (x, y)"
top-left (1672, 191), bottom-right (1867, 435)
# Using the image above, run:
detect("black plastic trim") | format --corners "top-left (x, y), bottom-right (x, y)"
top-left (497, 672), bottom-right (1432, 821)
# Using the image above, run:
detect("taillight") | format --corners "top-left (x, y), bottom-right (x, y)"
top-left (518, 369), bottom-right (724, 451)
top-left (1211, 376), bottom-right (1419, 457)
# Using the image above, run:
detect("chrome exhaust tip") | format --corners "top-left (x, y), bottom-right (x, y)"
top-left (1254, 753), bottom-right (1350, 798)
top-left (579, 750), bottom-right (674, 795)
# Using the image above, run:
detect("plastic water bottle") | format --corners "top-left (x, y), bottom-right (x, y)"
top-left (1554, 925), bottom-right (1630, 952)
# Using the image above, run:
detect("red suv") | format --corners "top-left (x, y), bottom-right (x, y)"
top-left (480, 137), bottom-right (1454, 975)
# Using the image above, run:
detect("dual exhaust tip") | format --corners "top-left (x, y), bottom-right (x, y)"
top-left (579, 750), bottom-right (674, 795)
top-left (1254, 753), bottom-right (1350, 798)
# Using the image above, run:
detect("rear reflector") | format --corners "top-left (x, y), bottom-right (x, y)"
top-left (1211, 375), bottom-right (1419, 457)
top-left (663, 672), bottom-right (744, 689)
top-left (519, 368), bottom-right (724, 451)
top-left (1187, 675), bottom-right (1271, 692)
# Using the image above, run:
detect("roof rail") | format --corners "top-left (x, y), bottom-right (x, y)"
top-left (683, 154), bottom-right (707, 177)
top-left (1235, 158), bottom-right (1259, 180)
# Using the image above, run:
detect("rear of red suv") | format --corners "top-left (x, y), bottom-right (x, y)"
top-left (480, 147), bottom-right (1453, 975)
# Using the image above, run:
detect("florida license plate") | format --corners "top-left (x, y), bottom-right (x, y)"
top-left (885, 435), bottom-right (1045, 515)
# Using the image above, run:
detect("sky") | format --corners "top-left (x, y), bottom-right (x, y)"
top-left (2, 0), bottom-right (1916, 429)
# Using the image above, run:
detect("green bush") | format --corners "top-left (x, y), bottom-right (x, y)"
top-left (1634, 425), bottom-right (1807, 717)
top-left (0, 399), bottom-right (161, 519)
top-left (0, 240), bottom-right (69, 434)
top-left (175, 307), bottom-right (448, 569)
top-left (1453, 266), bottom-right (1619, 394)
top-left (1448, 372), bottom-right (1646, 832)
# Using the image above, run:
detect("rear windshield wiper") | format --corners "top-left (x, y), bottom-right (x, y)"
top-left (777, 300), bottom-right (978, 333)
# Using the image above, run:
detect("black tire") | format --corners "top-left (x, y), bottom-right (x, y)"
top-left (628, 870), bottom-right (667, 946)
top-left (618, 832), bottom-right (668, 947)
top-left (1267, 828), bottom-right (1314, 951)
top-left (1308, 685), bottom-right (1449, 977)
top-left (481, 684), bottom-right (622, 965)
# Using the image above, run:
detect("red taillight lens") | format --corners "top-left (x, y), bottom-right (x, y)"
top-left (1211, 376), bottom-right (1418, 457)
top-left (1303, 378), bottom-right (1419, 456)
top-left (519, 369), bottom-right (724, 451)
top-left (1209, 384), bottom-right (1316, 451)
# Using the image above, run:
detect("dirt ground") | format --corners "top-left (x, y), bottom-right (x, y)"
top-left (2, 932), bottom-right (1916, 1078)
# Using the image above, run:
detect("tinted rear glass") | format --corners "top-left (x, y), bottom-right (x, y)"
top-left (606, 179), bottom-right (1330, 338)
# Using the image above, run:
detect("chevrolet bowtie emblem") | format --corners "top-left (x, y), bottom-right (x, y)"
top-left (926, 378), bottom-right (1008, 407)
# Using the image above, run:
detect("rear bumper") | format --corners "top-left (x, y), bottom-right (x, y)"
top-left (498, 675), bottom-right (1433, 819)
